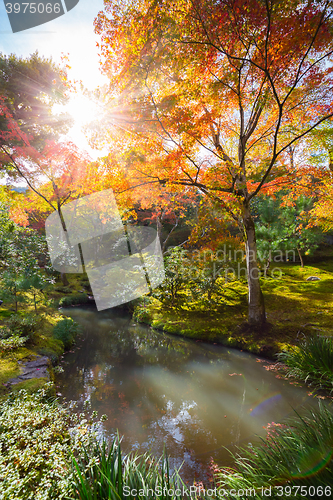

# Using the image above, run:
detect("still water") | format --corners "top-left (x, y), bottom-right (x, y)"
top-left (56, 306), bottom-right (316, 481)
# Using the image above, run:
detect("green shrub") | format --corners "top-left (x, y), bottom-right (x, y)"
top-left (6, 313), bottom-right (39, 339)
top-left (278, 334), bottom-right (333, 392)
top-left (0, 386), bottom-right (99, 500)
top-left (72, 437), bottom-right (186, 500)
top-left (133, 305), bottom-right (153, 324)
top-left (216, 403), bottom-right (333, 498)
top-left (0, 335), bottom-right (28, 352)
top-left (53, 318), bottom-right (80, 349)
top-left (0, 326), bottom-right (11, 340)
top-left (59, 293), bottom-right (90, 307)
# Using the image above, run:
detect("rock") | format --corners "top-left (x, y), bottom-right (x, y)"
top-left (7, 356), bottom-right (51, 385)
top-left (306, 276), bottom-right (321, 281)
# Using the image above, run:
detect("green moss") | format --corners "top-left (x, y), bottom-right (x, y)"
top-left (133, 260), bottom-right (333, 359)
top-left (151, 318), bottom-right (166, 329)
top-left (0, 306), bottom-right (67, 388)
top-left (10, 377), bottom-right (51, 394)
top-left (0, 358), bottom-right (20, 394)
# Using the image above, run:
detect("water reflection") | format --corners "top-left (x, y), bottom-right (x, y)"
top-left (56, 307), bottom-right (315, 481)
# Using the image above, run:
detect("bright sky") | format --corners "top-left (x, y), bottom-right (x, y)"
top-left (0, 0), bottom-right (108, 156)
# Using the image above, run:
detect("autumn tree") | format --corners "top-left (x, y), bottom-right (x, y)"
top-left (81, 151), bottom-right (197, 252)
top-left (93, 0), bottom-right (333, 328)
top-left (310, 177), bottom-right (333, 230)
top-left (0, 53), bottom-right (85, 286)
top-left (0, 52), bottom-right (70, 176)
top-left (0, 96), bottom-right (91, 284)
top-left (0, 53), bottom-right (83, 248)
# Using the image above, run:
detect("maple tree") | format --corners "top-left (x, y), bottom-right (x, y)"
top-left (0, 107), bottom-right (90, 226)
top-left (0, 97), bottom-right (91, 284)
top-left (81, 151), bottom-right (197, 252)
top-left (93, 0), bottom-right (333, 327)
top-left (0, 52), bottom-right (88, 238)
top-left (0, 52), bottom-right (70, 175)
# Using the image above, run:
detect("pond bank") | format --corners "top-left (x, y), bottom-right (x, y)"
top-left (132, 297), bottom-right (283, 360)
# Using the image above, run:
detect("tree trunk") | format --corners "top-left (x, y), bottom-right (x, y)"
top-left (60, 272), bottom-right (69, 286)
top-left (297, 246), bottom-right (304, 268)
top-left (57, 204), bottom-right (77, 285)
top-left (243, 204), bottom-right (266, 327)
top-left (156, 215), bottom-right (163, 247)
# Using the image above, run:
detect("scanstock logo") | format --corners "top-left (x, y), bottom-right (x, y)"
top-left (4, 1), bottom-right (80, 33)
top-left (45, 189), bottom-right (165, 311)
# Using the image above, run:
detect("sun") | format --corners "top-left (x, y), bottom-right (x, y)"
top-left (52, 92), bottom-right (106, 156)
top-left (65, 94), bottom-right (101, 127)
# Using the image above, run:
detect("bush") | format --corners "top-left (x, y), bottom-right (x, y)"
top-left (6, 313), bottom-right (39, 339)
top-left (53, 318), bottom-right (80, 349)
top-left (59, 293), bottom-right (90, 307)
top-left (0, 386), bottom-right (101, 500)
top-left (216, 403), bottom-right (333, 498)
top-left (277, 334), bottom-right (333, 392)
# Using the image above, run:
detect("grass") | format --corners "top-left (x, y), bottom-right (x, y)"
top-left (71, 403), bottom-right (333, 499)
top-left (216, 402), bottom-right (333, 498)
top-left (277, 335), bottom-right (333, 392)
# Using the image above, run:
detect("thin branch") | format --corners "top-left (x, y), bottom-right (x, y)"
top-left (0, 146), bottom-right (56, 211)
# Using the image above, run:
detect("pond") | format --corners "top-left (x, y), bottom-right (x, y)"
top-left (55, 306), bottom-right (317, 482)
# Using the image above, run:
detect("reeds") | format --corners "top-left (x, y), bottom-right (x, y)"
top-left (278, 334), bottom-right (333, 391)
top-left (216, 403), bottom-right (333, 497)
top-left (71, 437), bottom-right (186, 500)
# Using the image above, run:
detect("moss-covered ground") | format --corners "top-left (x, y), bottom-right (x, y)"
top-left (133, 260), bottom-right (333, 359)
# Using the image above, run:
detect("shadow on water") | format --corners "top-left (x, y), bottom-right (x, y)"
top-left (56, 306), bottom-right (319, 482)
